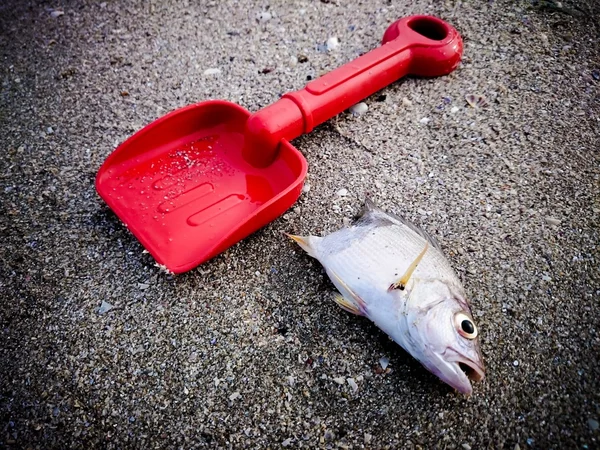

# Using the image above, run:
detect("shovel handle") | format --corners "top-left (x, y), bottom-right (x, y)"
top-left (244, 15), bottom-right (463, 167)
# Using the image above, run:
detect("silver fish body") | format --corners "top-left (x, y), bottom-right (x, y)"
top-left (289, 200), bottom-right (485, 394)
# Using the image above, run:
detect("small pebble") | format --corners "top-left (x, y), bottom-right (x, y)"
top-left (451, 106), bottom-right (460, 113)
top-left (402, 97), bottom-right (412, 107)
top-left (336, 188), bottom-right (348, 197)
top-left (541, 274), bottom-right (552, 282)
top-left (545, 216), bottom-right (561, 226)
top-left (302, 183), bottom-right (311, 193)
top-left (419, 117), bottom-right (431, 124)
top-left (47, 127), bottom-right (54, 134)
top-left (513, 360), bottom-right (519, 367)
top-left (203, 68), bottom-right (221, 76)
top-left (588, 418), bottom-right (599, 431)
top-left (282, 438), bottom-right (292, 447)
top-left (364, 433), bottom-right (372, 444)
top-left (349, 102), bottom-right (368, 115)
top-left (229, 391), bottom-right (241, 401)
top-left (326, 36), bottom-right (340, 51)
top-left (50, 10), bottom-right (64, 18)
top-left (462, 444), bottom-right (471, 450)
top-left (333, 377), bottom-right (345, 385)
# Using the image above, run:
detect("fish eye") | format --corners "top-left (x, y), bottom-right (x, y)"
top-left (455, 312), bottom-right (478, 339)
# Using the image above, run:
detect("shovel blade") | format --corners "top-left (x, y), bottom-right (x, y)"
top-left (96, 101), bottom-right (307, 273)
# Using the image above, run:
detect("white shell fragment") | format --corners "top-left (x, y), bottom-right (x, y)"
top-left (257, 11), bottom-right (272, 22)
top-left (379, 356), bottom-right (389, 370)
top-left (203, 67), bottom-right (222, 76)
top-left (349, 102), bottom-right (368, 115)
top-left (419, 117), bottom-right (431, 124)
top-left (98, 300), bottom-right (113, 315)
top-left (545, 216), bottom-right (561, 226)
top-left (326, 36), bottom-right (340, 51)
top-left (333, 376), bottom-right (345, 385)
top-left (50, 10), bottom-right (64, 18)
top-left (346, 377), bottom-right (358, 392)
top-left (465, 93), bottom-right (489, 109)
top-left (336, 188), bottom-right (348, 197)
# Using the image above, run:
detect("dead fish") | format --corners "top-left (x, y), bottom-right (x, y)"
top-left (287, 199), bottom-right (485, 395)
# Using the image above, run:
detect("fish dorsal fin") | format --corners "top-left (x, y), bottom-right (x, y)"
top-left (357, 198), bottom-right (442, 252)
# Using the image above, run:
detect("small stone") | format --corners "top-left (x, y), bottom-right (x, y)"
top-left (364, 433), bottom-right (372, 444)
top-left (402, 97), bottom-right (412, 107)
top-left (229, 391), bottom-right (241, 401)
top-left (298, 54), bottom-right (308, 63)
top-left (514, 445), bottom-right (521, 450)
top-left (333, 376), bottom-right (345, 385)
top-left (346, 377), bottom-right (358, 392)
top-left (289, 55), bottom-right (298, 67)
top-left (349, 102), bottom-right (368, 115)
top-left (451, 106), bottom-right (460, 113)
top-left (326, 36), bottom-right (340, 51)
top-left (282, 438), bottom-right (292, 447)
top-left (336, 188), bottom-right (348, 197)
top-left (462, 444), bottom-right (471, 450)
top-left (302, 183), bottom-right (311, 193)
top-left (203, 68), bottom-right (221, 76)
top-left (513, 360), bottom-right (519, 367)
top-left (98, 300), bottom-right (113, 315)
top-left (137, 283), bottom-right (149, 290)
top-left (47, 127), bottom-right (54, 134)
top-left (541, 274), bottom-right (552, 282)
top-left (50, 10), bottom-right (64, 18)
top-left (379, 356), bottom-right (389, 370)
top-left (419, 117), bottom-right (431, 124)
top-left (545, 217), bottom-right (561, 226)
top-left (324, 430), bottom-right (335, 441)
top-left (588, 418), bottom-right (599, 431)
top-left (255, 270), bottom-right (261, 277)
top-left (592, 69), bottom-right (600, 81)
top-left (286, 376), bottom-right (296, 387)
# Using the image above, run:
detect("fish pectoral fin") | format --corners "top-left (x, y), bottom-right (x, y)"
top-left (332, 292), bottom-right (364, 316)
top-left (389, 242), bottom-right (429, 291)
top-left (327, 269), bottom-right (368, 316)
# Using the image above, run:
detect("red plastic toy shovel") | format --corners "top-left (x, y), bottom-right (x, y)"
top-left (96, 16), bottom-right (463, 273)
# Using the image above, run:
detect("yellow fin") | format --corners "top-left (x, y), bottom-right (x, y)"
top-left (389, 242), bottom-right (429, 291)
top-left (332, 292), bottom-right (364, 316)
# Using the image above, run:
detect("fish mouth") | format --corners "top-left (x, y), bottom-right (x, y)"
top-left (431, 348), bottom-right (485, 395)
top-left (458, 361), bottom-right (485, 383)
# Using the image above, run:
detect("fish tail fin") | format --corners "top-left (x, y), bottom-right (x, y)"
top-left (285, 233), bottom-right (319, 258)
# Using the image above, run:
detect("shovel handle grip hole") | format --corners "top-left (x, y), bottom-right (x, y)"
top-left (407, 17), bottom-right (448, 41)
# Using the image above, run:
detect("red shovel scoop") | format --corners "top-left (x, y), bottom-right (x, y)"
top-left (96, 16), bottom-right (463, 273)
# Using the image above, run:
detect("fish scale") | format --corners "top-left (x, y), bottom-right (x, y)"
top-left (289, 199), bottom-right (484, 395)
